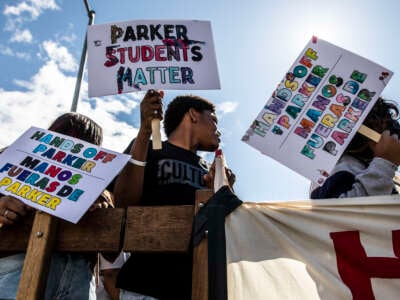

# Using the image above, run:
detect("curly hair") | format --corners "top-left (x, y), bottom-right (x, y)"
top-left (48, 112), bottom-right (103, 146)
top-left (346, 97), bottom-right (400, 163)
top-left (164, 95), bottom-right (215, 137)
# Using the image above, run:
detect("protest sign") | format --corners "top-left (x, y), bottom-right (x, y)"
top-left (242, 37), bottom-right (393, 184)
top-left (87, 19), bottom-right (220, 97)
top-left (0, 127), bottom-right (130, 223)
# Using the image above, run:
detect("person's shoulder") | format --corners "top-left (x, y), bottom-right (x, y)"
top-left (332, 154), bottom-right (366, 175)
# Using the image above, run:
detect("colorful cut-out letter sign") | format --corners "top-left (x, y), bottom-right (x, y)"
top-left (242, 37), bottom-right (393, 185)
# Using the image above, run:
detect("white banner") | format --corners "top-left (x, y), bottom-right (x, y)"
top-left (0, 127), bottom-right (130, 223)
top-left (87, 19), bottom-right (220, 97)
top-left (226, 196), bottom-right (400, 300)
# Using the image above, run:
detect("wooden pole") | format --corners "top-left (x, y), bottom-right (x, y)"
top-left (358, 124), bottom-right (381, 143)
top-left (192, 189), bottom-right (213, 300)
top-left (16, 212), bottom-right (58, 300)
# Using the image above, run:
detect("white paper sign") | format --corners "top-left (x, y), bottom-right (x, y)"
top-left (242, 37), bottom-right (393, 185)
top-left (0, 127), bottom-right (130, 223)
top-left (87, 19), bottom-right (220, 97)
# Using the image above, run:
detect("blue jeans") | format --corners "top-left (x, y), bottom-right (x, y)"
top-left (0, 253), bottom-right (96, 300)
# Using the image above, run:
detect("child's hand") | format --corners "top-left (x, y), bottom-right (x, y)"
top-left (371, 130), bottom-right (400, 166)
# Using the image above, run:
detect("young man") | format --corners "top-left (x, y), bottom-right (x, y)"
top-left (113, 90), bottom-right (234, 299)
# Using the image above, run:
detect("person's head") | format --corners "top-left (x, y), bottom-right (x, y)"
top-left (48, 112), bottom-right (103, 146)
top-left (345, 97), bottom-right (400, 163)
top-left (164, 95), bottom-right (220, 151)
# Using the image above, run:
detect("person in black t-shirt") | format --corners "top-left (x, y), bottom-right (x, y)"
top-left (113, 90), bottom-right (235, 299)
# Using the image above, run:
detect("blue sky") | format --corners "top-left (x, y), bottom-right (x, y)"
top-left (1, 0), bottom-right (400, 201)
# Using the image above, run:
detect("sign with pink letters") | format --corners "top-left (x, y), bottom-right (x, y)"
top-left (242, 37), bottom-right (393, 185)
top-left (87, 19), bottom-right (220, 97)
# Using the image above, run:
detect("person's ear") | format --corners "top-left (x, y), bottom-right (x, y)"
top-left (188, 108), bottom-right (198, 123)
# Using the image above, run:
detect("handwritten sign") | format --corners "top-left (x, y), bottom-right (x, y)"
top-left (87, 19), bottom-right (220, 97)
top-left (242, 37), bottom-right (393, 185)
top-left (0, 127), bottom-right (130, 223)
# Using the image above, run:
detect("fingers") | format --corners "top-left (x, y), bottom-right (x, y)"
top-left (0, 195), bottom-right (29, 227)
top-left (373, 130), bottom-right (400, 166)
top-left (142, 90), bottom-right (164, 121)
top-left (379, 130), bottom-right (400, 146)
top-left (225, 168), bottom-right (236, 188)
top-left (89, 200), bottom-right (110, 212)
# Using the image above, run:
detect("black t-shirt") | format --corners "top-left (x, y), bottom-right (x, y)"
top-left (116, 141), bottom-right (209, 299)
top-left (141, 141), bottom-right (209, 205)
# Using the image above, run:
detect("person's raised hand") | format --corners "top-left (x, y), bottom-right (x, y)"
top-left (140, 90), bottom-right (164, 135)
top-left (370, 130), bottom-right (400, 166)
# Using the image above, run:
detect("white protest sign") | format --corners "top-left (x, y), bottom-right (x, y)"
top-left (0, 127), bottom-right (130, 223)
top-left (87, 20), bottom-right (220, 97)
top-left (242, 37), bottom-right (393, 185)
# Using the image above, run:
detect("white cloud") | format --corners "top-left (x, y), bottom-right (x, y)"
top-left (0, 40), bottom-right (140, 152)
top-left (3, 0), bottom-right (60, 36)
top-left (0, 44), bottom-right (31, 60)
top-left (15, 52), bottom-right (31, 60)
top-left (42, 40), bottom-right (78, 72)
top-left (60, 33), bottom-right (77, 44)
top-left (0, 45), bottom-right (13, 56)
top-left (4, 0), bottom-right (59, 19)
top-left (217, 101), bottom-right (239, 114)
top-left (10, 29), bottom-right (33, 43)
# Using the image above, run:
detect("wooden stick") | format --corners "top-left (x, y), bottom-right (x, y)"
top-left (17, 212), bottom-right (58, 300)
top-left (358, 124), bottom-right (381, 143)
top-left (151, 118), bottom-right (162, 150)
top-left (192, 189), bottom-right (213, 300)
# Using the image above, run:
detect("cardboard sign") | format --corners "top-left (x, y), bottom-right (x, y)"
top-left (242, 37), bottom-right (393, 185)
top-left (0, 127), bottom-right (130, 223)
top-left (87, 19), bottom-right (220, 97)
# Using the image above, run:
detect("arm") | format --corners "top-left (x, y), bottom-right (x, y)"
top-left (114, 90), bottom-right (164, 207)
top-left (311, 131), bottom-right (400, 199)
top-left (311, 158), bottom-right (397, 199)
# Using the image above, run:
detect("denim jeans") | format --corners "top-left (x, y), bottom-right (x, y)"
top-left (0, 253), bottom-right (96, 300)
top-left (119, 289), bottom-right (158, 300)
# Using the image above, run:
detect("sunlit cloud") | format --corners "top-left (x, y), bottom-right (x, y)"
top-left (3, 0), bottom-right (60, 39)
top-left (0, 39), bottom-right (141, 152)
top-left (15, 52), bottom-right (31, 60)
top-left (10, 29), bottom-right (33, 43)
top-left (0, 44), bottom-right (31, 60)
top-left (217, 101), bottom-right (239, 115)
top-left (0, 45), bottom-right (13, 56)
top-left (41, 40), bottom-right (78, 72)
top-left (3, 0), bottom-right (59, 19)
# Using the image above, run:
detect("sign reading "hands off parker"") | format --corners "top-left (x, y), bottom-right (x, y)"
top-left (0, 127), bottom-right (130, 223)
